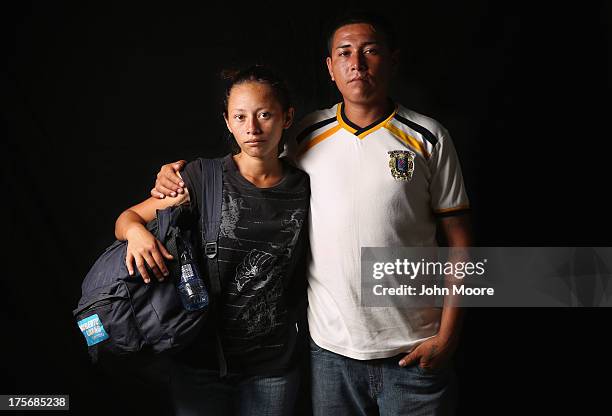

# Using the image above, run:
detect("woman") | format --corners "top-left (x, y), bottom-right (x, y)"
top-left (115, 65), bottom-right (310, 415)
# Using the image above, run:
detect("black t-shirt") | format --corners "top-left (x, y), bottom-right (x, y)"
top-left (175, 155), bottom-right (310, 375)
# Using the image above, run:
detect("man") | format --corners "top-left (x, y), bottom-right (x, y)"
top-left (152, 11), bottom-right (471, 416)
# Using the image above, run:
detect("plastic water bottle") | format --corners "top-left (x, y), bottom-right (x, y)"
top-left (176, 236), bottom-right (209, 311)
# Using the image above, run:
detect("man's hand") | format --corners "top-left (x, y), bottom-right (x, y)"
top-left (150, 160), bottom-right (187, 199)
top-left (398, 335), bottom-right (457, 371)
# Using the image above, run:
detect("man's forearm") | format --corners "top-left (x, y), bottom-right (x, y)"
top-left (438, 302), bottom-right (464, 347)
top-left (437, 214), bottom-right (472, 346)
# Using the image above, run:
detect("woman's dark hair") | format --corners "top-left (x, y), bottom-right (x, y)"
top-left (221, 65), bottom-right (293, 155)
top-left (221, 65), bottom-right (292, 116)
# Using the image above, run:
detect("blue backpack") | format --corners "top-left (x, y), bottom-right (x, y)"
top-left (74, 158), bottom-right (225, 372)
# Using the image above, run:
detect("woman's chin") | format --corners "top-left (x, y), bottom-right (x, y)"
top-left (239, 149), bottom-right (274, 160)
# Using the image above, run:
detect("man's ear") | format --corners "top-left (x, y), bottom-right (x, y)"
top-left (284, 107), bottom-right (295, 129)
top-left (326, 57), bottom-right (335, 82)
top-left (391, 49), bottom-right (401, 73)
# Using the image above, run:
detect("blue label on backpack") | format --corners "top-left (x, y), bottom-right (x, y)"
top-left (78, 314), bottom-right (109, 346)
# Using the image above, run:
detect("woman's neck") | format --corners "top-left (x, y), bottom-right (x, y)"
top-left (232, 153), bottom-right (284, 188)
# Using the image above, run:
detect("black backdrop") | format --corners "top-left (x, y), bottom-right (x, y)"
top-left (4, 1), bottom-right (612, 415)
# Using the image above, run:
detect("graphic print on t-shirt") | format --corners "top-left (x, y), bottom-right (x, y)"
top-left (178, 156), bottom-right (310, 372)
top-left (220, 193), bottom-right (245, 240)
top-left (228, 204), bottom-right (305, 344)
top-left (235, 249), bottom-right (277, 292)
top-left (236, 277), bottom-right (283, 339)
top-left (217, 172), bottom-right (308, 354)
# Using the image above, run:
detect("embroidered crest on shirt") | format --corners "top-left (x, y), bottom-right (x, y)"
top-left (388, 150), bottom-right (415, 181)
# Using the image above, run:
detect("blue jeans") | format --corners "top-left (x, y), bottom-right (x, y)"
top-left (169, 359), bottom-right (301, 416)
top-left (309, 337), bottom-right (457, 416)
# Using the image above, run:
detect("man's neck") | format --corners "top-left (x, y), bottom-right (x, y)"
top-left (343, 98), bottom-right (392, 128)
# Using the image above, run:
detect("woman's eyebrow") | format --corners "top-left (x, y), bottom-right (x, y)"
top-left (231, 107), bottom-right (270, 112)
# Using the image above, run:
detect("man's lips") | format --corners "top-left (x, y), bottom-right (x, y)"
top-left (245, 139), bottom-right (266, 144)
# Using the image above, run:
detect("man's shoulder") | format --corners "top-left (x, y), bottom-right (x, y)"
top-left (299, 104), bottom-right (339, 127)
top-left (393, 104), bottom-right (449, 143)
top-left (292, 104), bottom-right (340, 142)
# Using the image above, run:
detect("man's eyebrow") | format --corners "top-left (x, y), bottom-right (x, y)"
top-left (336, 41), bottom-right (380, 49)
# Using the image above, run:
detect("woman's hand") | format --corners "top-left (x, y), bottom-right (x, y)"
top-left (125, 224), bottom-right (174, 283)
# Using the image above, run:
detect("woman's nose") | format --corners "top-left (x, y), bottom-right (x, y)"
top-left (247, 116), bottom-right (262, 135)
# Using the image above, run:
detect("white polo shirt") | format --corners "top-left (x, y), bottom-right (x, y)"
top-left (288, 101), bottom-right (470, 360)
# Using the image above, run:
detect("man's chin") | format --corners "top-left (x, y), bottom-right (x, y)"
top-left (343, 92), bottom-right (382, 106)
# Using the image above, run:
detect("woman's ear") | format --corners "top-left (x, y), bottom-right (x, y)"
top-left (223, 112), bottom-right (232, 132)
top-left (284, 107), bottom-right (295, 129)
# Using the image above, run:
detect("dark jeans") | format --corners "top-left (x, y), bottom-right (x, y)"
top-left (169, 359), bottom-right (300, 416)
top-left (309, 337), bottom-right (457, 416)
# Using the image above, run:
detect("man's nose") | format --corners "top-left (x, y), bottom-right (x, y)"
top-left (350, 52), bottom-right (368, 71)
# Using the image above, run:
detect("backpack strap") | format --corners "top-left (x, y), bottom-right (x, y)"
top-left (198, 158), bottom-right (223, 296)
top-left (197, 157), bottom-right (227, 377)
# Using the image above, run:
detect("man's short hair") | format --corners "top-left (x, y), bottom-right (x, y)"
top-left (326, 10), bottom-right (398, 55)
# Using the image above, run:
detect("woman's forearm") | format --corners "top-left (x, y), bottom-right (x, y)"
top-left (115, 191), bottom-right (189, 241)
top-left (115, 209), bottom-right (148, 241)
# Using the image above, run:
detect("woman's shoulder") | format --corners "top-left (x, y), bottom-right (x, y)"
top-left (184, 154), bottom-right (232, 178)
top-left (281, 157), bottom-right (310, 187)
top-left (281, 156), bottom-right (308, 178)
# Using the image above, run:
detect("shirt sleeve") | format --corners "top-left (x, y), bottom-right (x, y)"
top-left (180, 159), bottom-right (204, 215)
top-left (428, 128), bottom-right (470, 216)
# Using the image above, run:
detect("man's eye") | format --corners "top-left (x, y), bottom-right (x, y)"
top-left (259, 112), bottom-right (271, 119)
top-left (234, 114), bottom-right (245, 120)
top-left (338, 50), bottom-right (349, 57)
top-left (365, 49), bottom-right (378, 55)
